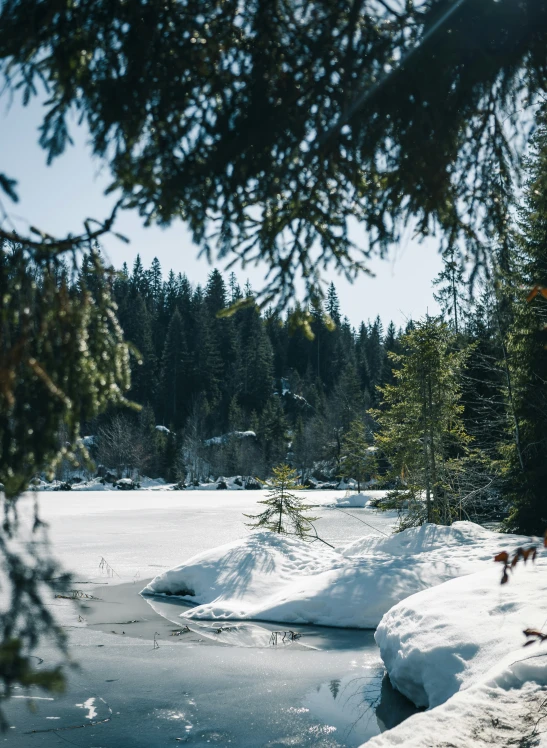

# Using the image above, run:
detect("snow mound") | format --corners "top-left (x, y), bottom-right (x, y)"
top-left (375, 542), bottom-right (545, 709)
top-left (343, 520), bottom-right (495, 558)
top-left (333, 492), bottom-right (374, 508)
top-left (142, 523), bottom-right (518, 629)
top-left (312, 490), bottom-right (388, 507)
top-left (141, 532), bottom-right (345, 624)
top-left (364, 655), bottom-right (547, 748)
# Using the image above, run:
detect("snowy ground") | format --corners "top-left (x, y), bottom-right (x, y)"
top-left (143, 521), bottom-right (522, 629)
top-left (368, 537), bottom-right (547, 747)
top-left (6, 490), bottom-right (403, 747)
top-left (8, 491), bottom-right (547, 746)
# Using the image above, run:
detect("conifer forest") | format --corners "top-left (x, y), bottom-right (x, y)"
top-left (41, 118), bottom-right (547, 538)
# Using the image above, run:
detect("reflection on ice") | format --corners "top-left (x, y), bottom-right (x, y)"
top-left (143, 593), bottom-right (417, 746)
top-left (305, 670), bottom-right (417, 746)
top-left (144, 593), bottom-right (381, 651)
top-left (75, 697), bottom-right (97, 720)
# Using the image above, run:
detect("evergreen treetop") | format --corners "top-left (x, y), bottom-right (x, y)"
top-left (245, 464), bottom-right (319, 540)
top-left (2, 1), bottom-right (546, 309)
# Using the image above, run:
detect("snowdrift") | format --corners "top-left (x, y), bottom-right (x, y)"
top-left (375, 541), bottom-right (545, 708)
top-left (365, 655), bottom-right (547, 748)
top-left (141, 522), bottom-right (520, 629)
top-left (364, 528), bottom-right (547, 747)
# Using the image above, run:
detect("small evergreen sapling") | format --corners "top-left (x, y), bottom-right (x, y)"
top-left (245, 464), bottom-right (323, 542)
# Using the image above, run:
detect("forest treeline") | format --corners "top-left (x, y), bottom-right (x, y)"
top-left (81, 256), bottom-right (401, 488)
top-left (52, 124), bottom-right (547, 537)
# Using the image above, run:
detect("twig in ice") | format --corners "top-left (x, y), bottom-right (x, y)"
top-left (99, 557), bottom-right (120, 578)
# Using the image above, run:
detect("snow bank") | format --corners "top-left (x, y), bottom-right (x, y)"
top-left (375, 541), bottom-right (545, 709)
top-left (364, 655), bottom-right (547, 748)
top-left (333, 492), bottom-right (374, 507)
top-left (141, 522), bottom-right (518, 629)
top-left (312, 490), bottom-right (388, 507)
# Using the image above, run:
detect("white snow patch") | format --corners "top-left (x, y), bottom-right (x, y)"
top-left (375, 538), bottom-right (544, 709)
top-left (364, 655), bottom-right (547, 747)
top-left (204, 431), bottom-right (256, 446)
top-left (142, 522), bottom-right (517, 629)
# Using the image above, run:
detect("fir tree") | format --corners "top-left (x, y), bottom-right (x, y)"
top-left (259, 398), bottom-right (288, 467)
top-left (503, 118), bottom-right (547, 534)
top-left (326, 282), bottom-right (341, 325)
top-left (148, 257), bottom-right (163, 309)
top-left (130, 254), bottom-right (146, 297)
top-left (433, 245), bottom-right (467, 334)
top-left (372, 317), bottom-right (473, 527)
top-left (364, 316), bottom-right (384, 402)
top-left (381, 321), bottom-right (401, 388)
top-left (122, 293), bottom-right (157, 404)
top-left (245, 464), bottom-right (319, 540)
top-left (159, 308), bottom-right (188, 428)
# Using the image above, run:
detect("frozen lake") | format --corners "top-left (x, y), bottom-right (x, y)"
top-left (6, 491), bottom-right (414, 747)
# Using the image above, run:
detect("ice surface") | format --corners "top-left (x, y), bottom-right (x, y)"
top-left (5, 491), bottom-right (410, 747)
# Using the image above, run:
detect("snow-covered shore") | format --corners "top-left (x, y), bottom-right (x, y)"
top-left (29, 474), bottom-right (385, 502)
top-left (143, 521), bottom-right (547, 746)
top-left (141, 522), bottom-right (528, 629)
top-left (367, 535), bottom-right (547, 747)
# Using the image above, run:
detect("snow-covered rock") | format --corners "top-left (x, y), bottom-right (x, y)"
top-left (375, 535), bottom-right (544, 709)
top-left (116, 477), bottom-right (140, 490)
top-left (334, 491), bottom-right (381, 507)
top-left (204, 430), bottom-right (256, 446)
top-left (141, 522), bottom-right (518, 629)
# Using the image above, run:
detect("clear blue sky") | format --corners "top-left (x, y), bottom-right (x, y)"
top-left (0, 95), bottom-right (443, 329)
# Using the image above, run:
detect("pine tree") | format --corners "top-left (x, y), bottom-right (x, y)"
top-left (372, 317), bottom-right (473, 527)
top-left (245, 464), bottom-right (319, 539)
top-left (159, 308), bottom-right (188, 428)
top-left (381, 321), bottom-right (401, 387)
top-left (340, 419), bottom-right (376, 491)
top-left (228, 271), bottom-right (242, 304)
top-left (148, 257), bottom-right (163, 309)
top-left (122, 293), bottom-right (157, 404)
top-left (433, 245), bottom-right (467, 334)
top-left (259, 397), bottom-right (288, 468)
top-left (130, 254), bottom-right (146, 297)
top-left (364, 316), bottom-right (384, 402)
top-left (326, 282), bottom-right (341, 326)
top-left (503, 118), bottom-right (547, 534)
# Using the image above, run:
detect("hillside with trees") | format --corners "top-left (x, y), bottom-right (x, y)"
top-left (79, 259), bottom-right (399, 486)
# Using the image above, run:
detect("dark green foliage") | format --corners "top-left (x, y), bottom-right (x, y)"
top-left (0, 242), bottom-right (132, 722)
top-left (0, 245), bottom-right (132, 498)
top-left (502, 119), bottom-right (547, 534)
top-left (105, 259), bottom-right (406, 483)
top-left (245, 464), bottom-right (318, 539)
top-left (159, 309), bottom-right (188, 429)
top-left (340, 419), bottom-right (377, 492)
top-left (2, 1), bottom-right (547, 309)
top-left (372, 318), bottom-right (474, 528)
top-left (433, 246), bottom-right (467, 335)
